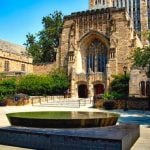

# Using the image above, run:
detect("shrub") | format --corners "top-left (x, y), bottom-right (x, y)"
top-left (49, 68), bottom-right (69, 95)
top-left (0, 78), bottom-right (16, 104)
top-left (102, 92), bottom-right (114, 100)
top-left (17, 74), bottom-right (49, 95)
top-left (110, 92), bottom-right (124, 100)
top-left (17, 68), bottom-right (69, 96)
top-left (110, 74), bottom-right (129, 99)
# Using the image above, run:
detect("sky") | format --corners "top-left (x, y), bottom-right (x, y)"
top-left (0, 0), bottom-right (88, 46)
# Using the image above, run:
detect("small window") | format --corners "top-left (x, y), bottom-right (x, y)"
top-left (140, 81), bottom-right (145, 96)
top-left (113, 0), bottom-right (115, 7)
top-left (4, 61), bottom-right (9, 72)
top-left (21, 64), bottom-right (25, 72)
top-left (95, 0), bottom-right (97, 5)
top-left (103, 0), bottom-right (105, 5)
top-left (146, 81), bottom-right (150, 96)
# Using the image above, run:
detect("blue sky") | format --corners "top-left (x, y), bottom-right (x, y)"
top-left (0, 0), bottom-right (88, 45)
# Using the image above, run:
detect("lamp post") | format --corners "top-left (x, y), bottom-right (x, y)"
top-left (145, 64), bottom-right (150, 110)
top-left (123, 66), bottom-right (128, 111)
top-left (87, 68), bottom-right (91, 98)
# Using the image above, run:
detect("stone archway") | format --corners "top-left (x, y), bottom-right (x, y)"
top-left (79, 31), bottom-right (109, 74)
top-left (78, 84), bottom-right (88, 98)
top-left (94, 84), bottom-right (104, 95)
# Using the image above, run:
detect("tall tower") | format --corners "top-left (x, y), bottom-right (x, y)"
top-left (89, 0), bottom-right (150, 34)
top-left (89, 0), bottom-right (112, 10)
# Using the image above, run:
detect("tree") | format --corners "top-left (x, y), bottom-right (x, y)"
top-left (24, 33), bottom-right (42, 63)
top-left (131, 31), bottom-right (150, 76)
top-left (24, 11), bottom-right (63, 63)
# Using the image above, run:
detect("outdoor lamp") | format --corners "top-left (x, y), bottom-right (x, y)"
top-left (123, 66), bottom-right (127, 76)
top-left (123, 65), bottom-right (128, 111)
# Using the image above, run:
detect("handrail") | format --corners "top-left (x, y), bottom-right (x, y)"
top-left (30, 96), bottom-right (92, 108)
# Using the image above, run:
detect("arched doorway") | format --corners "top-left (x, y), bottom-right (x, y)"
top-left (94, 84), bottom-right (104, 95)
top-left (78, 84), bottom-right (88, 98)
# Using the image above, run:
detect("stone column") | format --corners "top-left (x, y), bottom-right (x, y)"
top-left (140, 0), bottom-right (148, 44)
top-left (89, 0), bottom-right (95, 9)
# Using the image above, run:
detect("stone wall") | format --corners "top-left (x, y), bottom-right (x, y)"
top-left (33, 62), bottom-right (57, 75)
top-left (129, 69), bottom-right (149, 97)
top-left (94, 98), bottom-right (150, 110)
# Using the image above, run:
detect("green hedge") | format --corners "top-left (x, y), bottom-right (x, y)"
top-left (0, 69), bottom-right (69, 101)
top-left (0, 78), bottom-right (16, 101)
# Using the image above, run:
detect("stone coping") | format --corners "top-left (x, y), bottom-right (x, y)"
top-left (64, 7), bottom-right (125, 20)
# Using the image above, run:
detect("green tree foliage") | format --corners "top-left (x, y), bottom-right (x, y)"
top-left (24, 11), bottom-right (63, 63)
top-left (50, 68), bottom-right (69, 94)
top-left (17, 74), bottom-right (45, 95)
top-left (24, 33), bottom-right (42, 63)
top-left (131, 47), bottom-right (150, 68)
top-left (131, 31), bottom-right (150, 76)
top-left (110, 74), bottom-right (130, 99)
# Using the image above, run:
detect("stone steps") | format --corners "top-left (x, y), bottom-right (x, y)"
top-left (33, 99), bottom-right (92, 108)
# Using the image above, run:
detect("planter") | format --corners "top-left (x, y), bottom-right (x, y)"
top-left (0, 101), bottom-right (6, 106)
top-left (103, 100), bottom-right (116, 110)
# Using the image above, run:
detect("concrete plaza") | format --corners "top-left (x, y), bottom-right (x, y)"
top-left (0, 105), bottom-right (150, 150)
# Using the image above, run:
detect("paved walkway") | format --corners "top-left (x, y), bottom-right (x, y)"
top-left (0, 105), bottom-right (150, 150)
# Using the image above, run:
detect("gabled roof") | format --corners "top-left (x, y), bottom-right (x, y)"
top-left (0, 39), bottom-right (26, 55)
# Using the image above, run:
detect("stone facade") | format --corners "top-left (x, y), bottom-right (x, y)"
top-left (0, 40), bottom-right (33, 75)
top-left (59, 7), bottom-right (142, 98)
top-left (129, 69), bottom-right (150, 97)
top-left (89, 0), bottom-right (150, 35)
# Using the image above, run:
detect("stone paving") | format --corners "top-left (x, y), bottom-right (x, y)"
top-left (0, 105), bottom-right (150, 150)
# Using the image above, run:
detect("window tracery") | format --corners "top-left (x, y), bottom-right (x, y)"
top-left (140, 80), bottom-right (150, 96)
top-left (86, 39), bottom-right (107, 73)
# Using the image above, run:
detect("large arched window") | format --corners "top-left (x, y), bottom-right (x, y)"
top-left (146, 81), bottom-right (150, 97)
top-left (86, 39), bottom-right (107, 73)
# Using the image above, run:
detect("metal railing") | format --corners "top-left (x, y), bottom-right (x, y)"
top-left (30, 96), bottom-right (92, 108)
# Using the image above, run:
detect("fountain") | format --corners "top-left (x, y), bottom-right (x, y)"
top-left (6, 111), bottom-right (119, 128)
top-left (0, 111), bottom-right (139, 150)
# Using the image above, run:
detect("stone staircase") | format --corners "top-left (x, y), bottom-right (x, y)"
top-left (31, 96), bottom-right (93, 108)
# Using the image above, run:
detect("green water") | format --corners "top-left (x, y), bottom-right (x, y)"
top-left (7, 111), bottom-right (119, 120)
top-left (7, 111), bottom-right (71, 119)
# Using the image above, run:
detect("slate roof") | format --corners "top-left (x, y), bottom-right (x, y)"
top-left (0, 39), bottom-right (26, 55)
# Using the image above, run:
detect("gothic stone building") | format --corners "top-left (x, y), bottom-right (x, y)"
top-left (58, 7), bottom-right (142, 98)
top-left (0, 40), bottom-right (33, 76)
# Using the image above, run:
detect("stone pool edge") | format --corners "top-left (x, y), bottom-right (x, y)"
top-left (0, 124), bottom-right (139, 150)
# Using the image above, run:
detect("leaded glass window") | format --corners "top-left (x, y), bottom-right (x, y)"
top-left (86, 39), bottom-right (107, 73)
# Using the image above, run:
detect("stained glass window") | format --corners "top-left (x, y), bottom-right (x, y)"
top-left (86, 39), bottom-right (107, 73)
